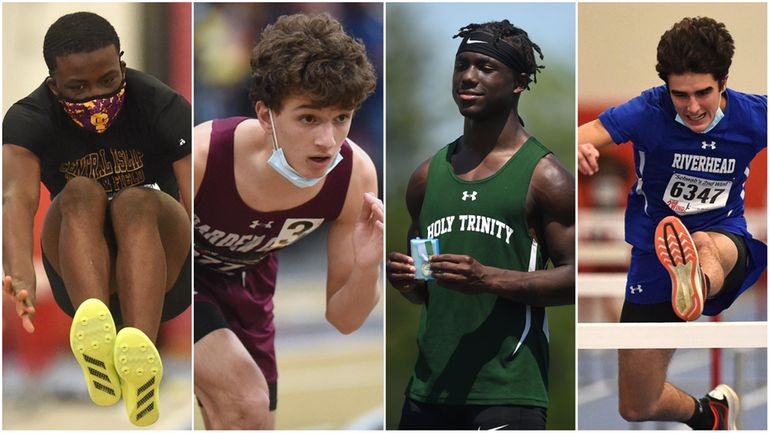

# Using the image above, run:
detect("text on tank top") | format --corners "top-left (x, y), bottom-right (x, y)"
top-left (194, 117), bottom-right (353, 275)
top-left (407, 136), bottom-right (553, 406)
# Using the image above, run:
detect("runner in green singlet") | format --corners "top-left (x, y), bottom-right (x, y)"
top-left (386, 20), bottom-right (575, 430)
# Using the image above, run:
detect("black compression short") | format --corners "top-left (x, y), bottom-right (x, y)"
top-left (398, 397), bottom-right (546, 430)
top-left (705, 228), bottom-right (749, 297)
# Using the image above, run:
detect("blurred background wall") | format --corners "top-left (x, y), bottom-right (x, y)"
top-left (386, 3), bottom-right (576, 430)
top-left (579, 3), bottom-right (766, 103)
top-left (193, 3), bottom-right (384, 429)
top-left (2, 3), bottom-right (192, 429)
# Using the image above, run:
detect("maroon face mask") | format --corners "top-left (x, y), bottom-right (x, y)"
top-left (59, 82), bottom-right (126, 133)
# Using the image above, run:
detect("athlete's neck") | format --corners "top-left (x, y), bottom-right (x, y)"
top-left (462, 109), bottom-right (529, 153)
top-left (233, 119), bottom-right (325, 212)
top-left (452, 110), bottom-right (530, 180)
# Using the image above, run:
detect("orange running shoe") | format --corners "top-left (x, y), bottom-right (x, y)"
top-left (654, 216), bottom-right (705, 321)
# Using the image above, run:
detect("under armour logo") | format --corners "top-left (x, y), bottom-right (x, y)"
top-left (250, 220), bottom-right (274, 229)
top-left (179, 138), bottom-right (186, 146)
top-left (462, 191), bottom-right (478, 201)
top-left (701, 141), bottom-right (716, 150)
top-left (629, 284), bottom-right (643, 294)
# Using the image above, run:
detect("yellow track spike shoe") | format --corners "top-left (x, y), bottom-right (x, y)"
top-left (69, 298), bottom-right (121, 406)
top-left (114, 327), bottom-right (163, 427)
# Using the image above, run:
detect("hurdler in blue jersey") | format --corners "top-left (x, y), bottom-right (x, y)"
top-left (599, 85), bottom-right (767, 320)
top-left (598, 85), bottom-right (766, 321)
top-left (578, 16), bottom-right (763, 430)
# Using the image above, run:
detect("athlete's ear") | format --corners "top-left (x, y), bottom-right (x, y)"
top-left (255, 101), bottom-right (272, 133)
top-left (720, 76), bottom-right (729, 92)
top-left (46, 76), bottom-right (60, 97)
top-left (513, 73), bottom-right (530, 94)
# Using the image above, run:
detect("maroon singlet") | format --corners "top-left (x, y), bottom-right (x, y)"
top-left (194, 117), bottom-right (352, 383)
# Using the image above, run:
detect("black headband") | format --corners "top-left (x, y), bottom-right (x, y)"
top-left (456, 31), bottom-right (528, 74)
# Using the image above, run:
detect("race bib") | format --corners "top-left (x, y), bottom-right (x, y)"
top-left (663, 173), bottom-right (731, 215)
top-left (270, 218), bottom-right (324, 249)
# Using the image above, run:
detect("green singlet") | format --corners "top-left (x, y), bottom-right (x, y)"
top-left (405, 136), bottom-right (552, 407)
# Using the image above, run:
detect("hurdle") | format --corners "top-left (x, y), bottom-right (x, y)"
top-left (578, 271), bottom-right (767, 390)
top-left (578, 321), bottom-right (767, 349)
top-left (578, 272), bottom-right (767, 350)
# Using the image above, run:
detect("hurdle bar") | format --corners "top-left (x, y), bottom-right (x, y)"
top-left (578, 321), bottom-right (767, 349)
top-left (578, 273), bottom-right (627, 298)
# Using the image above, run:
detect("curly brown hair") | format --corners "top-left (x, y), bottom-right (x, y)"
top-left (656, 17), bottom-right (734, 84)
top-left (249, 13), bottom-right (376, 112)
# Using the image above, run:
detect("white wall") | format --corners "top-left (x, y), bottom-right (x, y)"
top-left (579, 3), bottom-right (767, 103)
top-left (3, 3), bottom-right (142, 114)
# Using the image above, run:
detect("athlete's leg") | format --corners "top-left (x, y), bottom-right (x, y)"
top-left (656, 217), bottom-right (743, 321)
top-left (198, 394), bottom-right (275, 430)
top-left (195, 328), bottom-right (274, 429)
top-left (198, 389), bottom-right (277, 430)
top-left (41, 176), bottom-right (112, 307)
top-left (618, 302), bottom-right (698, 423)
top-left (692, 231), bottom-right (738, 298)
top-left (618, 348), bottom-right (695, 422)
top-left (109, 187), bottom-right (190, 342)
top-left (42, 178), bottom-right (122, 408)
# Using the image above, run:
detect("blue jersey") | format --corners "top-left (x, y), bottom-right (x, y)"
top-left (599, 86), bottom-right (767, 252)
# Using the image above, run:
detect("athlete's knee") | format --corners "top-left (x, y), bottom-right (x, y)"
top-left (207, 387), bottom-right (270, 429)
top-left (229, 388), bottom-right (270, 429)
top-left (57, 177), bottom-right (108, 216)
top-left (196, 350), bottom-right (272, 429)
top-left (110, 187), bottom-right (162, 227)
top-left (692, 231), bottom-right (714, 251)
top-left (618, 394), bottom-right (657, 422)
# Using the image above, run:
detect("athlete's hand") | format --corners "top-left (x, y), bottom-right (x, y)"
top-left (3, 275), bottom-right (36, 333)
top-left (352, 192), bottom-right (384, 269)
top-left (386, 251), bottom-right (421, 294)
top-left (429, 254), bottom-right (491, 293)
top-left (578, 143), bottom-right (600, 176)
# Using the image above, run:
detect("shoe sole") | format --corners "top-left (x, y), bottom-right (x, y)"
top-left (114, 327), bottom-right (163, 427)
top-left (69, 298), bottom-right (121, 406)
top-left (715, 384), bottom-right (740, 430)
top-left (654, 216), bottom-right (704, 321)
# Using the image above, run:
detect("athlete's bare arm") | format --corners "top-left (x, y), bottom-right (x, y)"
top-left (324, 143), bottom-right (383, 334)
top-left (385, 158), bottom-right (430, 304)
top-left (173, 154), bottom-right (192, 219)
top-left (2, 144), bottom-right (42, 332)
top-left (577, 118), bottom-right (616, 176)
top-left (193, 121), bottom-right (213, 198)
top-left (429, 154), bottom-right (575, 306)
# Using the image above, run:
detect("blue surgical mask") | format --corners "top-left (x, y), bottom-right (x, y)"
top-left (675, 90), bottom-right (725, 134)
top-left (266, 109), bottom-right (343, 188)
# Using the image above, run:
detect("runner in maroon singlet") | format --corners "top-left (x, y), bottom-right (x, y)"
top-left (193, 14), bottom-right (382, 429)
